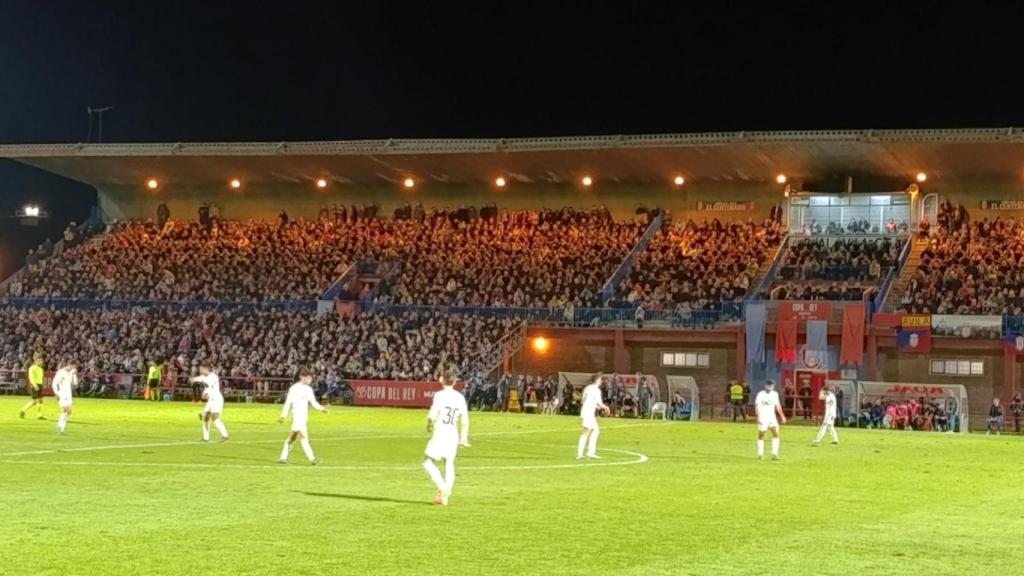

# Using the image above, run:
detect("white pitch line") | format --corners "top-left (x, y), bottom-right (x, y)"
top-left (0, 421), bottom-right (661, 457)
top-left (0, 447), bottom-right (648, 472)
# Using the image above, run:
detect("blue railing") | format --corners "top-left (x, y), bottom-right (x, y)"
top-left (3, 297), bottom-right (317, 312)
top-left (751, 235), bottom-right (790, 299)
top-left (600, 212), bottom-right (664, 303)
top-left (319, 263), bottom-right (357, 301)
top-left (872, 237), bottom-right (913, 316)
top-left (1003, 316), bottom-right (1024, 336)
top-left (352, 301), bottom-right (745, 329)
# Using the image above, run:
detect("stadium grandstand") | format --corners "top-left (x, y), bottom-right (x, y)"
top-left (3, 127), bottom-right (1024, 428)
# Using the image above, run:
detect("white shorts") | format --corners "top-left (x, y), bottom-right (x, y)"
top-left (58, 397), bottom-right (73, 409)
top-left (290, 420), bottom-right (309, 436)
top-left (425, 438), bottom-right (458, 461)
top-left (582, 414), bottom-right (599, 430)
top-left (758, 419), bottom-right (779, 432)
top-left (204, 395), bottom-right (225, 414)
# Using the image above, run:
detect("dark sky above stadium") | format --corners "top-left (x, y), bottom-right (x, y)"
top-left (1, 2), bottom-right (1022, 144)
top-left (0, 2), bottom-right (1020, 275)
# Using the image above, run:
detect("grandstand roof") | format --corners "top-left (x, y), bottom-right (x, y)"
top-left (3, 128), bottom-right (1024, 189)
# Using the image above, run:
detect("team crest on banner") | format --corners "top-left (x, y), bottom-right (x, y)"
top-left (898, 329), bottom-right (932, 353)
top-left (1004, 334), bottom-right (1024, 355)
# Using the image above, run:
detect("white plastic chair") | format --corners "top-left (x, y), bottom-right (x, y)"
top-left (650, 401), bottom-right (668, 420)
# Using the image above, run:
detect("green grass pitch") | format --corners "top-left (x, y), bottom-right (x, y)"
top-left (1, 397), bottom-right (1021, 576)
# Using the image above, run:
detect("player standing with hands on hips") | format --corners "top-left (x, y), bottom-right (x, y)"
top-left (812, 386), bottom-right (840, 446)
top-left (755, 379), bottom-right (787, 460)
top-left (279, 369), bottom-right (328, 465)
top-left (577, 373), bottom-right (611, 460)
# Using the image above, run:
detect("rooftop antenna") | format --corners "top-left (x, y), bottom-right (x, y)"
top-left (86, 106), bottom-right (114, 143)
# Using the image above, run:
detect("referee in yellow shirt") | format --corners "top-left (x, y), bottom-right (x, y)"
top-left (19, 354), bottom-right (46, 420)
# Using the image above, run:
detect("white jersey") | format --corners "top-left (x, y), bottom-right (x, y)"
top-left (52, 368), bottom-right (77, 404)
top-left (193, 373), bottom-right (223, 400)
top-left (428, 388), bottom-right (469, 446)
top-left (580, 383), bottom-right (604, 419)
top-left (755, 390), bottom-right (781, 424)
top-left (281, 383), bottom-right (324, 425)
top-left (822, 392), bottom-right (837, 421)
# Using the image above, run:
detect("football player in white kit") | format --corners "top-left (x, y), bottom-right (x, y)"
top-left (577, 373), bottom-right (610, 460)
top-left (279, 369), bottom-right (328, 465)
top-left (190, 365), bottom-right (229, 443)
top-left (812, 386), bottom-right (840, 446)
top-left (52, 360), bottom-right (78, 435)
top-left (422, 369), bottom-right (469, 506)
top-left (755, 379), bottom-right (787, 460)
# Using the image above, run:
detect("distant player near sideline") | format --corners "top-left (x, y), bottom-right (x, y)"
top-left (191, 365), bottom-right (229, 442)
top-left (19, 354), bottom-right (46, 420)
top-left (279, 369), bottom-right (328, 465)
top-left (423, 369), bottom-right (469, 506)
top-left (577, 373), bottom-right (611, 460)
top-left (52, 360), bottom-right (78, 435)
top-left (812, 386), bottom-right (840, 446)
top-left (755, 379), bottom-right (787, 460)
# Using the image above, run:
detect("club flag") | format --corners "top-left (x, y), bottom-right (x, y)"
top-left (1004, 333), bottom-right (1024, 355)
top-left (840, 303), bottom-right (866, 365)
top-left (775, 319), bottom-right (798, 364)
top-left (898, 328), bottom-right (932, 353)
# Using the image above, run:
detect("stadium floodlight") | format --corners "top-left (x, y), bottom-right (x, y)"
top-left (23, 205), bottom-right (41, 217)
top-left (581, 175), bottom-right (594, 187)
top-left (403, 177), bottom-right (416, 189)
top-left (316, 178), bottom-right (328, 189)
top-left (776, 174), bottom-right (787, 184)
top-left (531, 336), bottom-right (550, 353)
top-left (494, 176), bottom-right (507, 188)
top-left (146, 178), bottom-right (159, 190)
top-left (673, 175), bottom-right (685, 186)
top-left (916, 171), bottom-right (928, 183)
top-left (230, 178), bottom-right (242, 189)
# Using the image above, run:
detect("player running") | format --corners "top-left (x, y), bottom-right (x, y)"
top-left (279, 369), bottom-right (328, 465)
top-left (422, 369), bottom-right (469, 506)
top-left (812, 386), bottom-right (840, 446)
top-left (19, 354), bottom-right (46, 420)
top-left (755, 379), bottom-right (787, 460)
top-left (190, 365), bottom-right (229, 442)
top-left (577, 373), bottom-right (610, 460)
top-left (52, 360), bottom-right (78, 435)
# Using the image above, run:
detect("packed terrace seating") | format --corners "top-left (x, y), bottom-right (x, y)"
top-left (613, 218), bottom-right (783, 310)
top-left (8, 206), bottom-right (644, 308)
top-left (900, 215), bottom-right (1024, 315)
top-left (767, 236), bottom-right (904, 302)
top-left (0, 306), bottom-right (514, 382)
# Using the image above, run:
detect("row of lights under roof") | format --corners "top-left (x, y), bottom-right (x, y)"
top-left (143, 172), bottom-right (928, 191)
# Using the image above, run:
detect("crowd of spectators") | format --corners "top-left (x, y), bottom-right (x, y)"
top-left (799, 218), bottom-right (910, 236)
top-left (613, 218), bottom-right (783, 311)
top-left (767, 237), bottom-right (902, 302)
top-left (9, 206), bottom-right (643, 309)
top-left (900, 216), bottom-right (1024, 315)
top-left (0, 305), bottom-right (514, 390)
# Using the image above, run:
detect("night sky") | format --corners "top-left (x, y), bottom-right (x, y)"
top-left (0, 2), bottom-right (1021, 274)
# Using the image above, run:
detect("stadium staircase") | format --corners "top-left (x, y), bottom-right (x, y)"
top-left (882, 236), bottom-right (929, 311)
top-left (599, 211), bottom-right (665, 302)
top-left (477, 319), bottom-right (528, 375)
top-left (748, 234), bottom-right (790, 299)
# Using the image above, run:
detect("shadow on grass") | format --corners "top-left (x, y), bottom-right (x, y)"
top-left (296, 491), bottom-right (433, 506)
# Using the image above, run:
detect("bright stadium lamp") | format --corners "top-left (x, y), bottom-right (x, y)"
top-left (916, 171), bottom-right (927, 183)
top-left (673, 175), bottom-right (685, 186)
top-left (531, 336), bottom-right (550, 353)
top-left (495, 176), bottom-right (507, 188)
top-left (581, 175), bottom-right (594, 187)
top-left (403, 177), bottom-right (416, 189)
top-left (230, 178), bottom-right (242, 189)
top-left (316, 178), bottom-right (328, 189)
top-left (776, 174), bottom-right (787, 184)
top-left (146, 178), bottom-right (159, 190)
top-left (23, 205), bottom-right (41, 217)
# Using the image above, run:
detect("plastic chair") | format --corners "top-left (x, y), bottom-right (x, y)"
top-left (650, 401), bottom-right (668, 420)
